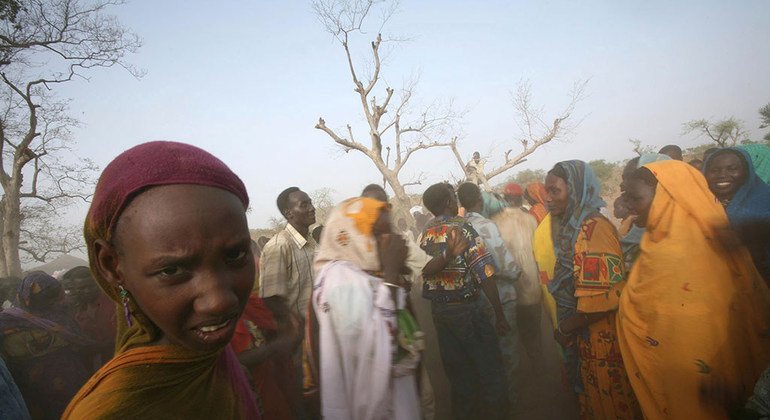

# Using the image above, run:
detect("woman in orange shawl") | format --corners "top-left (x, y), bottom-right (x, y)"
top-left (618, 160), bottom-right (770, 419)
top-left (525, 182), bottom-right (549, 224)
top-left (63, 141), bottom-right (259, 419)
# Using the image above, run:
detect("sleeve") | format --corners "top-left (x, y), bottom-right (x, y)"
top-left (259, 237), bottom-right (292, 298)
top-left (486, 223), bottom-right (521, 280)
top-left (462, 223), bottom-right (496, 284)
top-left (574, 217), bottom-right (626, 313)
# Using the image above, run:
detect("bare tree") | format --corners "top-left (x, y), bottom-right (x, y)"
top-left (683, 117), bottom-right (748, 147)
top-left (450, 80), bottom-right (587, 186)
top-left (0, 0), bottom-right (141, 277)
top-left (313, 0), bottom-right (460, 221)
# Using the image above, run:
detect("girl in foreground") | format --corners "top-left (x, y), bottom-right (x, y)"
top-left (63, 141), bottom-right (259, 419)
top-left (619, 160), bottom-right (770, 418)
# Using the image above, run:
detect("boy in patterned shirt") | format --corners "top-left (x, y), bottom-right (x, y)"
top-left (420, 183), bottom-right (510, 420)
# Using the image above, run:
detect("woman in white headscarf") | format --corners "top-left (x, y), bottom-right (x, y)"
top-left (313, 197), bottom-right (422, 420)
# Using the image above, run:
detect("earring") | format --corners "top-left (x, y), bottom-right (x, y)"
top-left (118, 285), bottom-right (133, 327)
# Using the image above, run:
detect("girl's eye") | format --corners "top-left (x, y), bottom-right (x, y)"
top-left (160, 266), bottom-right (179, 277)
top-left (226, 248), bottom-right (247, 262)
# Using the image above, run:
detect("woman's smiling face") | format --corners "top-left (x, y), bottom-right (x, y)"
top-left (104, 184), bottom-right (254, 352)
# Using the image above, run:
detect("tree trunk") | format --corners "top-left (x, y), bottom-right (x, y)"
top-left (2, 185), bottom-right (22, 277)
top-left (381, 167), bottom-right (417, 229)
top-left (0, 202), bottom-right (7, 278)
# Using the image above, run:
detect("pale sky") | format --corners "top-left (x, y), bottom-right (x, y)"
top-left (55, 0), bottom-right (770, 229)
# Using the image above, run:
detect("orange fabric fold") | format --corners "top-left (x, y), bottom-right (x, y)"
top-left (63, 345), bottom-right (252, 419)
top-left (617, 160), bottom-right (770, 419)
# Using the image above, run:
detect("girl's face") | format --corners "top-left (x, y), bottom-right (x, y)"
top-left (624, 178), bottom-right (656, 228)
top-left (545, 173), bottom-right (569, 216)
top-left (705, 152), bottom-right (747, 201)
top-left (98, 184), bottom-right (254, 352)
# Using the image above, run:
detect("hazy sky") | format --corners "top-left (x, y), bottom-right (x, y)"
top-left (55, 0), bottom-right (770, 228)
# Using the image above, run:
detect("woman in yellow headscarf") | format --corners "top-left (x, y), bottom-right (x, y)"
top-left (618, 160), bottom-right (770, 419)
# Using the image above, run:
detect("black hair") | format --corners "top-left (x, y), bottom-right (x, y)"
top-left (361, 184), bottom-right (388, 202)
top-left (456, 182), bottom-right (482, 209)
top-left (61, 266), bottom-right (93, 282)
top-left (276, 187), bottom-right (300, 215)
top-left (509, 195), bottom-right (524, 207)
top-left (547, 164), bottom-right (568, 182)
top-left (658, 145), bottom-right (683, 160)
top-left (704, 149), bottom-right (748, 172)
top-left (423, 183), bottom-right (453, 216)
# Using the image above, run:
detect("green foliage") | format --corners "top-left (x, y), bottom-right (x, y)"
top-left (588, 159), bottom-right (615, 184)
top-left (760, 103), bottom-right (770, 143)
top-left (683, 117), bottom-right (748, 147)
top-left (504, 168), bottom-right (546, 187)
top-left (628, 138), bottom-right (655, 156)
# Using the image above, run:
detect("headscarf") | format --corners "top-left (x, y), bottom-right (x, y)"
top-left (548, 160), bottom-right (606, 312)
top-left (503, 182), bottom-right (523, 197)
top-left (65, 141), bottom-right (258, 419)
top-left (525, 182), bottom-right (548, 224)
top-left (703, 147), bottom-right (770, 280)
top-left (741, 144), bottom-right (770, 184)
top-left (84, 140), bottom-right (249, 351)
top-left (314, 197), bottom-right (387, 274)
top-left (480, 191), bottom-right (508, 219)
top-left (617, 160), bottom-right (770, 419)
top-left (547, 160), bottom-right (605, 391)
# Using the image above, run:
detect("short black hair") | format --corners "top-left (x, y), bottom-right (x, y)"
top-left (423, 183), bottom-right (453, 216)
top-left (508, 195), bottom-right (524, 207)
top-left (456, 182), bottom-right (481, 209)
top-left (659, 145), bottom-right (683, 160)
top-left (276, 187), bottom-right (300, 215)
top-left (61, 266), bottom-right (93, 282)
top-left (703, 147), bottom-right (721, 161)
top-left (361, 184), bottom-right (388, 202)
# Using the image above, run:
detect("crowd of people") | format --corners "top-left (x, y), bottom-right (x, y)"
top-left (0, 140), bottom-right (768, 419)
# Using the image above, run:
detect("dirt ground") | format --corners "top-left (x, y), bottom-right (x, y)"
top-left (411, 284), bottom-right (579, 420)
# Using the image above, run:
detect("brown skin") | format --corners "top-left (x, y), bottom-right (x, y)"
top-left (624, 177), bottom-right (656, 228)
top-left (263, 189), bottom-right (317, 337)
top-left (704, 152), bottom-right (747, 204)
top-left (284, 190), bottom-right (317, 237)
top-left (545, 172), bottom-right (613, 346)
top-left (544, 173), bottom-right (569, 216)
top-left (432, 189), bottom-right (510, 336)
top-left (93, 185), bottom-right (255, 352)
top-left (613, 196), bottom-right (630, 220)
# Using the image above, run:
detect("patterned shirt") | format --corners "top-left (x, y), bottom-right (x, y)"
top-left (419, 216), bottom-right (496, 303)
top-left (259, 223), bottom-right (317, 320)
top-left (466, 212), bottom-right (520, 304)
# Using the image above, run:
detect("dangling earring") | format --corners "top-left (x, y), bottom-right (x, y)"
top-left (118, 285), bottom-right (133, 327)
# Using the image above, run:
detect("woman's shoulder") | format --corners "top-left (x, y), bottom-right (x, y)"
top-left (580, 213), bottom-right (621, 244)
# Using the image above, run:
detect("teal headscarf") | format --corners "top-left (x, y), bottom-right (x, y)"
top-left (741, 144), bottom-right (770, 184)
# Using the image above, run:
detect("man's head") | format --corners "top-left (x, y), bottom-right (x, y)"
top-left (423, 183), bottom-right (458, 217)
top-left (456, 182), bottom-right (483, 213)
top-left (277, 187), bottom-right (316, 229)
top-left (361, 184), bottom-right (388, 203)
top-left (688, 158), bottom-right (703, 171)
top-left (473, 151), bottom-right (481, 162)
top-left (61, 266), bottom-right (100, 308)
top-left (658, 145), bottom-right (683, 161)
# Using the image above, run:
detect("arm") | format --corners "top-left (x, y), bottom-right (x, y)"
top-left (479, 277), bottom-right (511, 336)
top-left (238, 312), bottom-right (303, 368)
top-left (422, 227), bottom-right (470, 276)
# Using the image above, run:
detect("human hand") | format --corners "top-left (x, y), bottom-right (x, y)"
top-left (445, 227), bottom-right (470, 258)
top-left (553, 328), bottom-right (575, 348)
